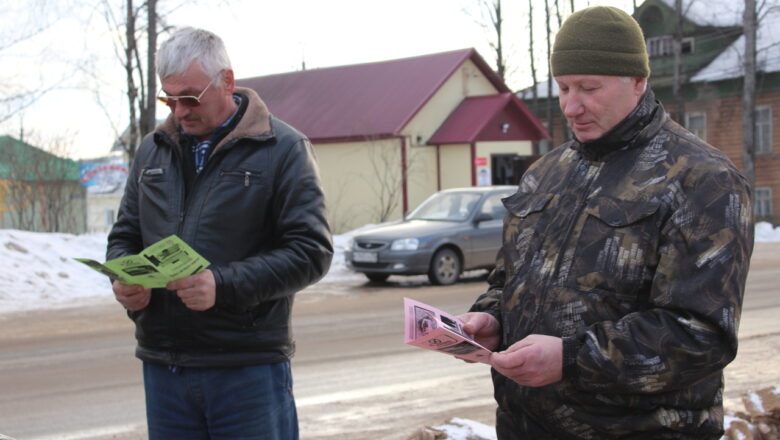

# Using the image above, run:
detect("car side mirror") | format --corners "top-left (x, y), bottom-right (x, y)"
top-left (473, 213), bottom-right (494, 224)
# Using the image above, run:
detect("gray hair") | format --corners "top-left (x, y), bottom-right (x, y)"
top-left (156, 27), bottom-right (232, 80)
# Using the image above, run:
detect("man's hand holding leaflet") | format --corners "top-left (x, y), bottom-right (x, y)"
top-left (76, 235), bottom-right (210, 288)
top-left (403, 298), bottom-right (492, 364)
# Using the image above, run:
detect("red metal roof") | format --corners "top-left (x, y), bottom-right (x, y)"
top-left (428, 93), bottom-right (550, 144)
top-left (236, 48), bottom-right (509, 142)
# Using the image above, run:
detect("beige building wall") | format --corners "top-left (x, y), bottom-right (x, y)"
top-left (87, 194), bottom-right (123, 233)
top-left (406, 145), bottom-right (438, 212)
top-left (438, 144), bottom-right (472, 189)
top-left (403, 60), bottom-right (500, 148)
top-left (313, 138), bottom-right (404, 233)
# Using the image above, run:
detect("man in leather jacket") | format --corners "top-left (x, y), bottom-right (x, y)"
top-left (460, 7), bottom-right (753, 439)
top-left (107, 27), bottom-right (332, 439)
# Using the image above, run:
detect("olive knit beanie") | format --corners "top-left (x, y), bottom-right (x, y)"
top-left (551, 6), bottom-right (650, 78)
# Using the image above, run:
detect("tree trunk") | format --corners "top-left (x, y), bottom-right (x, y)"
top-left (528, 0), bottom-right (538, 110)
top-left (544, 0), bottom-right (554, 141)
top-left (494, 0), bottom-right (505, 81)
top-left (742, 0), bottom-right (757, 188)
top-left (124, 0), bottom-right (138, 161)
top-left (141, 0), bottom-right (157, 138)
top-left (672, 0), bottom-right (685, 123)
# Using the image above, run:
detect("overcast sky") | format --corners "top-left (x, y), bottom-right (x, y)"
top-left (0, 0), bottom-right (634, 160)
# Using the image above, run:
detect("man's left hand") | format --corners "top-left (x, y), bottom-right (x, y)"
top-left (490, 334), bottom-right (563, 387)
top-left (167, 269), bottom-right (216, 311)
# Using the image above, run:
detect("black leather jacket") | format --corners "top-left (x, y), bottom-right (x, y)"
top-left (107, 87), bottom-right (333, 367)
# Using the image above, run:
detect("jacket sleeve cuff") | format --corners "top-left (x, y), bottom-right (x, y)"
top-left (468, 289), bottom-right (502, 321)
top-left (211, 266), bottom-right (236, 311)
top-left (562, 336), bottom-right (580, 380)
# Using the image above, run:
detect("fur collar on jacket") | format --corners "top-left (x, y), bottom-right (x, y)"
top-left (156, 86), bottom-right (272, 155)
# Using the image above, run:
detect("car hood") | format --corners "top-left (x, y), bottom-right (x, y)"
top-left (354, 219), bottom-right (462, 241)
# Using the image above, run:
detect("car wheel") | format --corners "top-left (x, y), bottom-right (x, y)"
top-left (365, 273), bottom-right (390, 283)
top-left (428, 248), bottom-right (461, 285)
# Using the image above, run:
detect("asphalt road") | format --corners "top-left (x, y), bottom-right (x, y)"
top-left (0, 242), bottom-right (777, 440)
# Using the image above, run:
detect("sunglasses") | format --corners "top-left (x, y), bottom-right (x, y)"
top-left (157, 76), bottom-right (217, 108)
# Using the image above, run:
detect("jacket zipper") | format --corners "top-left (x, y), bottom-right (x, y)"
top-left (527, 159), bottom-right (599, 329)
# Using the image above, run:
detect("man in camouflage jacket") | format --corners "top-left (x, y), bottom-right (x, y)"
top-left (461, 6), bottom-right (754, 439)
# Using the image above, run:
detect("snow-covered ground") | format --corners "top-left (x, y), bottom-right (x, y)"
top-left (1, 222), bottom-right (779, 315)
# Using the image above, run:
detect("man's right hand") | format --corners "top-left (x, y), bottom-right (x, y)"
top-left (458, 312), bottom-right (501, 351)
top-left (112, 280), bottom-right (151, 311)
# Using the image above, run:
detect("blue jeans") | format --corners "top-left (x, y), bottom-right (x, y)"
top-left (143, 361), bottom-right (299, 440)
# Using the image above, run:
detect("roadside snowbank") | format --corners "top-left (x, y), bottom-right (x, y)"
top-left (1, 222), bottom-right (778, 314)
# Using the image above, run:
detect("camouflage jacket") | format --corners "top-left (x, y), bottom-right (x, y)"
top-left (470, 89), bottom-right (754, 439)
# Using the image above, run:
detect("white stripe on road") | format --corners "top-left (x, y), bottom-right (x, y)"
top-left (26, 424), bottom-right (144, 440)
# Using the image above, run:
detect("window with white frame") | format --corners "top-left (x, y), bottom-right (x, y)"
top-left (647, 36), bottom-right (673, 57)
top-left (755, 187), bottom-right (773, 218)
top-left (685, 112), bottom-right (707, 141)
top-left (756, 106), bottom-right (773, 154)
top-left (646, 36), bottom-right (694, 57)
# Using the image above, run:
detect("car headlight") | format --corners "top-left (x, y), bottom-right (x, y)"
top-left (391, 238), bottom-right (419, 251)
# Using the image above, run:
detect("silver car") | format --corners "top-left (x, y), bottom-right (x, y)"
top-left (345, 186), bottom-right (515, 285)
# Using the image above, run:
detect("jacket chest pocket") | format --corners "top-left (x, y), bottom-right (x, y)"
top-left (502, 192), bottom-right (557, 277)
top-left (575, 196), bottom-right (661, 295)
top-left (218, 169), bottom-right (264, 187)
top-left (201, 168), bottom-right (269, 235)
top-left (138, 167), bottom-right (173, 223)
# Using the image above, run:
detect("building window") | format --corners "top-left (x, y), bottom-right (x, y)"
top-left (104, 208), bottom-right (115, 227)
top-left (646, 36), bottom-right (694, 57)
top-left (681, 38), bottom-right (694, 54)
top-left (756, 105), bottom-right (773, 154)
top-left (755, 187), bottom-right (773, 218)
top-left (647, 36), bottom-right (672, 57)
top-left (685, 112), bottom-right (707, 141)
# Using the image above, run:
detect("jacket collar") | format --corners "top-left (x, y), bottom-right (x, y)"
top-left (156, 86), bottom-right (272, 154)
top-left (571, 87), bottom-right (664, 160)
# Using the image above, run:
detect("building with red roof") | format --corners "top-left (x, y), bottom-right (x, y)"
top-left (238, 48), bottom-right (548, 232)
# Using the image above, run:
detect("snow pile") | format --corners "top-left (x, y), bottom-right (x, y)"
top-left (317, 223), bottom-right (382, 285)
top-left (756, 221), bottom-right (780, 242)
top-left (722, 386), bottom-right (780, 440)
top-left (405, 417), bottom-right (497, 440)
top-left (0, 229), bottom-right (111, 313)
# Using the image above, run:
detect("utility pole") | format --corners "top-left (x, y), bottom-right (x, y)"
top-left (742, 0), bottom-right (757, 188)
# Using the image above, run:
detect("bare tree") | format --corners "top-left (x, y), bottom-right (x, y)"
top-left (0, 2), bottom-right (63, 123)
top-left (528, 0), bottom-right (539, 110)
top-left (742, 0), bottom-right (757, 189)
top-left (470, 0), bottom-right (507, 82)
top-left (363, 137), bottom-right (403, 223)
top-left (101, 0), bottom-right (160, 162)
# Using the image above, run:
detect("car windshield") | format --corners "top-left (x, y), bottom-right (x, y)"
top-left (407, 192), bottom-right (483, 222)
